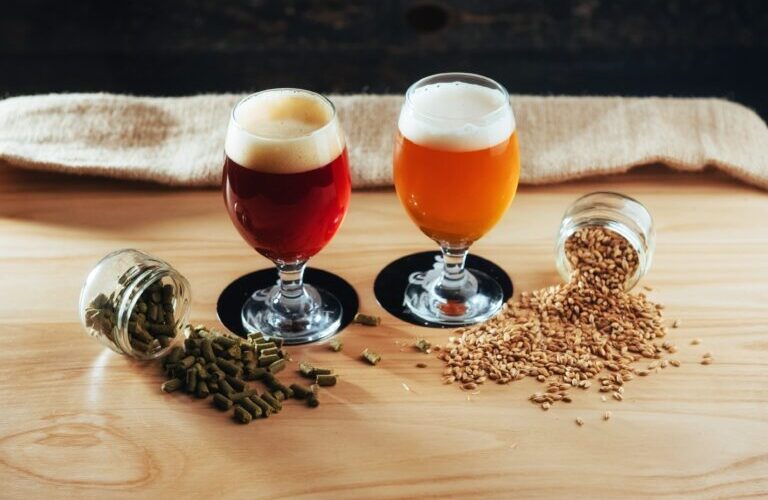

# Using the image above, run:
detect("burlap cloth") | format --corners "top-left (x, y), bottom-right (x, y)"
top-left (0, 93), bottom-right (766, 189)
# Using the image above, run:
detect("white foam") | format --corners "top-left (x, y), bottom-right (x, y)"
top-left (398, 81), bottom-right (515, 152)
top-left (225, 90), bottom-right (345, 173)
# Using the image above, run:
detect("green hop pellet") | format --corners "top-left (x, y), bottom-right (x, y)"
top-left (196, 381), bottom-right (210, 399)
top-left (259, 347), bottom-right (279, 357)
top-left (233, 405), bottom-right (252, 424)
top-left (207, 363), bottom-right (225, 382)
top-left (179, 355), bottom-right (196, 369)
top-left (362, 348), bottom-right (381, 365)
top-left (307, 394), bottom-right (320, 408)
top-left (225, 375), bottom-right (246, 392)
top-left (161, 378), bottom-right (184, 393)
top-left (299, 362), bottom-right (315, 378)
top-left (214, 336), bottom-right (237, 349)
top-left (229, 390), bottom-right (255, 403)
top-left (162, 284), bottom-right (174, 302)
top-left (316, 374), bottom-right (337, 387)
top-left (148, 303), bottom-right (159, 322)
top-left (218, 379), bottom-right (235, 398)
top-left (244, 366), bottom-right (266, 381)
top-left (212, 393), bottom-right (233, 411)
top-left (216, 358), bottom-right (242, 377)
top-left (268, 358), bottom-right (286, 374)
top-left (329, 339), bottom-right (343, 352)
top-left (147, 323), bottom-right (174, 336)
top-left (185, 367), bottom-right (198, 393)
top-left (130, 338), bottom-right (150, 353)
top-left (132, 324), bottom-right (153, 343)
top-left (353, 313), bottom-right (381, 327)
top-left (156, 305), bottom-right (166, 324)
top-left (415, 338), bottom-right (432, 353)
top-left (247, 332), bottom-right (264, 343)
top-left (258, 354), bottom-right (279, 367)
top-left (289, 383), bottom-right (312, 400)
top-left (201, 339), bottom-right (215, 362)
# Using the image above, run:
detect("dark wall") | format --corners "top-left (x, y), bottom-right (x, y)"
top-left (2, 0), bottom-right (767, 116)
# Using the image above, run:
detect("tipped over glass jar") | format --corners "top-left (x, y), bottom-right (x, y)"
top-left (555, 192), bottom-right (656, 291)
top-left (79, 249), bottom-right (192, 360)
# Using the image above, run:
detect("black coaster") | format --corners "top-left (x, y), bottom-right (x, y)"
top-left (373, 251), bottom-right (513, 328)
top-left (217, 268), bottom-right (359, 340)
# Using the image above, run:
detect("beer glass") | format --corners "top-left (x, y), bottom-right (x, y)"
top-left (393, 73), bottom-right (520, 325)
top-left (223, 89), bottom-right (351, 343)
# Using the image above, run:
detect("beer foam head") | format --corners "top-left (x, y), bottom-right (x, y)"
top-left (398, 81), bottom-right (515, 152)
top-left (225, 89), bottom-right (344, 173)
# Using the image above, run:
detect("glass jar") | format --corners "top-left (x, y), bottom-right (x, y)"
top-left (79, 249), bottom-right (192, 360)
top-left (555, 192), bottom-right (655, 290)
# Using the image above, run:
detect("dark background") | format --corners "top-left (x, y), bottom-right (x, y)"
top-left (2, 0), bottom-right (767, 117)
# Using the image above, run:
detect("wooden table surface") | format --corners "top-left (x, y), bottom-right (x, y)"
top-left (0, 164), bottom-right (767, 499)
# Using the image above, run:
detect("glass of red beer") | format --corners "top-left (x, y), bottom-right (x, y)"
top-left (223, 89), bottom-right (351, 344)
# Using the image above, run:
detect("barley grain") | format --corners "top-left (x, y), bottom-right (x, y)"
top-left (439, 226), bottom-right (672, 410)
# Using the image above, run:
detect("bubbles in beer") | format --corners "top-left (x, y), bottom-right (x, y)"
top-left (398, 81), bottom-right (515, 152)
top-left (225, 89), bottom-right (345, 174)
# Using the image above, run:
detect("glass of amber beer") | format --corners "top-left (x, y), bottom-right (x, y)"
top-left (394, 73), bottom-right (520, 325)
top-left (223, 89), bottom-right (351, 343)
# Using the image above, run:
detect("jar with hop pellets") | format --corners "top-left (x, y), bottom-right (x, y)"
top-left (79, 249), bottom-right (192, 359)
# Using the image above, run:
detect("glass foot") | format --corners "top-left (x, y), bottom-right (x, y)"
top-left (241, 283), bottom-right (342, 344)
top-left (404, 267), bottom-right (503, 326)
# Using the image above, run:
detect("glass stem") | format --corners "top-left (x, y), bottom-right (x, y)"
top-left (439, 245), bottom-right (469, 290)
top-left (275, 260), bottom-right (308, 309)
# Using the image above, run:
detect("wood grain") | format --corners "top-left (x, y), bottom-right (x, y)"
top-left (0, 164), bottom-right (766, 498)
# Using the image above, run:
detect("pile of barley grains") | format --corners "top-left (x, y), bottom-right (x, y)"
top-left (438, 226), bottom-right (678, 409)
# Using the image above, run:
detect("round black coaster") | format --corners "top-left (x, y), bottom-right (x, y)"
top-left (373, 251), bottom-right (513, 328)
top-left (217, 268), bottom-right (359, 341)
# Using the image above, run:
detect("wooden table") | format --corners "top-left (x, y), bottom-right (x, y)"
top-left (1, 164), bottom-right (766, 498)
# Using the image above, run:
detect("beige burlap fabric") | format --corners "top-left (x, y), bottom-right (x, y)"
top-left (0, 93), bottom-right (766, 189)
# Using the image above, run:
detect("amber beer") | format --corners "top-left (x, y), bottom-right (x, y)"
top-left (394, 81), bottom-right (520, 245)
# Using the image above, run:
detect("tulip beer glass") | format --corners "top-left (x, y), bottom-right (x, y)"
top-left (393, 73), bottom-right (520, 325)
top-left (223, 89), bottom-right (351, 343)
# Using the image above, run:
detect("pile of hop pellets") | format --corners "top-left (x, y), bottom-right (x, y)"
top-left (161, 325), bottom-right (335, 424)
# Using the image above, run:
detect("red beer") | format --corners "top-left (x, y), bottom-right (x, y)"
top-left (223, 150), bottom-right (350, 262)
top-left (222, 89), bottom-right (350, 263)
